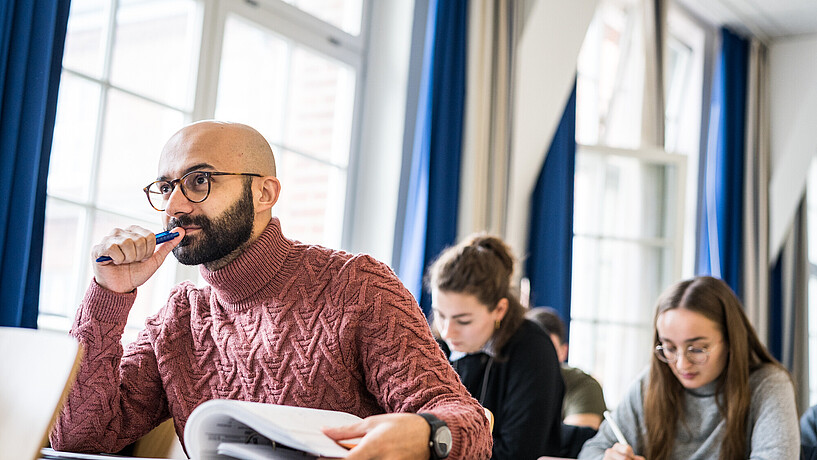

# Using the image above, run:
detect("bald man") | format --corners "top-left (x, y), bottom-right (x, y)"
top-left (50, 121), bottom-right (492, 459)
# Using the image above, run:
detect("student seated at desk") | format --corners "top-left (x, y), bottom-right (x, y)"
top-left (49, 121), bottom-right (492, 460)
top-left (527, 307), bottom-right (607, 430)
top-left (427, 235), bottom-right (564, 460)
top-left (578, 276), bottom-right (799, 460)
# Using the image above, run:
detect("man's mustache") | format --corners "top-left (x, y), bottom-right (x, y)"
top-left (166, 215), bottom-right (211, 232)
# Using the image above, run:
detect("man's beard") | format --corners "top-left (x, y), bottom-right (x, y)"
top-left (167, 180), bottom-right (255, 266)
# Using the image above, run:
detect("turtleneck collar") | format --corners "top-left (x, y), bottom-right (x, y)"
top-left (200, 217), bottom-right (294, 311)
top-left (685, 374), bottom-right (722, 398)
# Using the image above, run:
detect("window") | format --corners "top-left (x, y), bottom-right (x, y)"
top-left (39, 0), bottom-right (367, 338)
top-left (571, 0), bottom-right (706, 407)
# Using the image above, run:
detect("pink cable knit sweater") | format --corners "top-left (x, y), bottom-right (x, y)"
top-left (50, 218), bottom-right (491, 458)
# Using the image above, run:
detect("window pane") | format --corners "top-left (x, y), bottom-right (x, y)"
top-left (571, 237), bottom-right (669, 323)
top-left (48, 73), bottom-right (100, 201)
top-left (567, 319), bottom-right (652, 408)
top-left (216, 16), bottom-right (289, 143)
top-left (576, 0), bottom-right (644, 149)
top-left (285, 46), bottom-right (355, 166)
top-left (283, 0), bottom-right (363, 36)
top-left (96, 89), bottom-right (185, 219)
top-left (574, 150), bottom-right (674, 240)
top-left (216, 16), bottom-right (355, 167)
top-left (216, 15), bottom-right (355, 248)
top-left (110, 0), bottom-right (200, 109)
top-left (62, 0), bottom-right (109, 78)
top-left (274, 148), bottom-right (346, 248)
top-left (40, 200), bottom-right (85, 318)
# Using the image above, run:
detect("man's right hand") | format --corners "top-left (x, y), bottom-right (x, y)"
top-left (92, 225), bottom-right (185, 293)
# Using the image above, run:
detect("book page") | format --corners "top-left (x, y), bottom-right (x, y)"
top-left (217, 443), bottom-right (320, 460)
top-left (185, 400), bottom-right (362, 459)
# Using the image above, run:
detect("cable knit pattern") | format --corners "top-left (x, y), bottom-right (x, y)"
top-left (50, 218), bottom-right (491, 458)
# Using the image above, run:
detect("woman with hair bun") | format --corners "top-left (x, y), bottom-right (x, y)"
top-left (426, 234), bottom-right (564, 459)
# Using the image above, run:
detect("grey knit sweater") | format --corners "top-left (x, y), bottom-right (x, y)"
top-left (578, 364), bottom-right (799, 459)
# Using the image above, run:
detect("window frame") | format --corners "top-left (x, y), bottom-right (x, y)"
top-left (569, 143), bottom-right (687, 407)
top-left (39, 0), bottom-right (373, 334)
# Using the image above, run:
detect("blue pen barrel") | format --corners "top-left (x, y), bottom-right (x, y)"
top-left (95, 231), bottom-right (179, 263)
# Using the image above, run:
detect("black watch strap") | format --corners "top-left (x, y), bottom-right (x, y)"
top-left (418, 412), bottom-right (452, 459)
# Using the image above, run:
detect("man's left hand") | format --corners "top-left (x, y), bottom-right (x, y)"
top-left (322, 413), bottom-right (432, 460)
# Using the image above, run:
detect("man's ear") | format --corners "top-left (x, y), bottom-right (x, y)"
top-left (256, 176), bottom-right (281, 211)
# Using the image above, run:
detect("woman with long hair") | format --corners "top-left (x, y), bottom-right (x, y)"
top-left (578, 276), bottom-right (799, 459)
top-left (426, 234), bottom-right (564, 459)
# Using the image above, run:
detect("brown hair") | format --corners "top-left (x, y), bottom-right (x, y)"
top-left (526, 307), bottom-right (567, 344)
top-left (425, 234), bottom-right (525, 357)
top-left (643, 276), bottom-right (785, 460)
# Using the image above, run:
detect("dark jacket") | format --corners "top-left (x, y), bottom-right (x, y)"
top-left (439, 319), bottom-right (564, 460)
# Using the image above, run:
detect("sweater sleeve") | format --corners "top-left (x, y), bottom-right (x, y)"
top-left (578, 372), bottom-right (647, 459)
top-left (49, 281), bottom-right (170, 453)
top-left (337, 255), bottom-right (492, 460)
top-left (491, 327), bottom-right (564, 459)
top-left (747, 365), bottom-right (800, 460)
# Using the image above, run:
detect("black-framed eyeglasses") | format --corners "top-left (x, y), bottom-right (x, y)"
top-left (654, 343), bottom-right (715, 365)
top-left (143, 170), bottom-right (262, 211)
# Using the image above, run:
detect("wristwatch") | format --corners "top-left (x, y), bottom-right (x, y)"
top-left (418, 412), bottom-right (452, 459)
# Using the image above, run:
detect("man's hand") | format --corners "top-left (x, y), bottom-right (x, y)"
top-left (92, 226), bottom-right (185, 293)
top-left (602, 443), bottom-right (645, 460)
top-left (322, 413), bottom-right (432, 460)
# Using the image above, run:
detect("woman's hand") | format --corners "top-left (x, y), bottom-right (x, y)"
top-left (602, 443), bottom-right (646, 460)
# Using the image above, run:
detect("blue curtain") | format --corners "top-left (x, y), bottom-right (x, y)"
top-left (397, 0), bottom-right (468, 317)
top-left (769, 256), bottom-right (784, 360)
top-left (0, 1), bottom-right (71, 328)
top-left (526, 83), bottom-right (577, 333)
top-left (695, 28), bottom-right (748, 298)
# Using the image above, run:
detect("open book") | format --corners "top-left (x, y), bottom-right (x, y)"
top-left (183, 399), bottom-right (363, 460)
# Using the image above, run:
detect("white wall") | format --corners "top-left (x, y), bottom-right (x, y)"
top-left (769, 34), bottom-right (817, 260)
top-left (506, 0), bottom-right (597, 259)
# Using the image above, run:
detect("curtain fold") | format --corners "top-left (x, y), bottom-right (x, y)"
top-left (0, 1), bottom-right (71, 328)
top-left (769, 196), bottom-right (809, 413)
top-left (743, 38), bottom-right (770, 345)
top-left (525, 84), bottom-right (576, 325)
top-left (695, 27), bottom-right (749, 298)
top-left (641, 0), bottom-right (666, 147)
top-left (457, 0), bottom-right (514, 239)
top-left (395, 0), bottom-right (468, 316)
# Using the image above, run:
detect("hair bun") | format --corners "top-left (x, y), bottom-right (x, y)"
top-left (467, 234), bottom-right (514, 275)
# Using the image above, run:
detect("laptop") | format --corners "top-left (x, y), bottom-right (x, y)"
top-left (0, 326), bottom-right (82, 460)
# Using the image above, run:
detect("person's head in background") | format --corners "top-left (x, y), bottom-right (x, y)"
top-left (526, 307), bottom-right (569, 363)
top-left (426, 234), bottom-right (526, 357)
top-left (645, 275), bottom-right (783, 460)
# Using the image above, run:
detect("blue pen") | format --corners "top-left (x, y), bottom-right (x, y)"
top-left (95, 231), bottom-right (180, 263)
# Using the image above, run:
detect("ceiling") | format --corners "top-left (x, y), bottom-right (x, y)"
top-left (676, 0), bottom-right (817, 42)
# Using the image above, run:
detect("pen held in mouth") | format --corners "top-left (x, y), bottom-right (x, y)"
top-left (95, 231), bottom-right (180, 263)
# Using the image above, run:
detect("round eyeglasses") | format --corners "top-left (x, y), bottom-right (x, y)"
top-left (654, 344), bottom-right (714, 365)
top-left (143, 170), bottom-right (262, 211)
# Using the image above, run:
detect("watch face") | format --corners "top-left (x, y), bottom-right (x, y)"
top-left (433, 425), bottom-right (453, 457)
